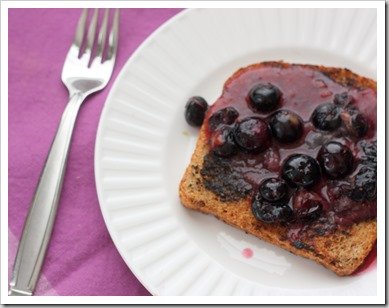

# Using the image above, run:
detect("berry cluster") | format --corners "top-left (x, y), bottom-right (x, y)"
top-left (311, 92), bottom-right (369, 137)
top-left (349, 141), bottom-right (377, 201)
top-left (184, 86), bottom-right (375, 225)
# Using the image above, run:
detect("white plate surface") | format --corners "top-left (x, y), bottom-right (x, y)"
top-left (95, 8), bottom-right (377, 296)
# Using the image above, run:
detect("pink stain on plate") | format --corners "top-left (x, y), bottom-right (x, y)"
top-left (242, 248), bottom-right (253, 259)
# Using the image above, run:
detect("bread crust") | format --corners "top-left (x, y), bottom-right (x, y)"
top-left (179, 62), bottom-right (377, 276)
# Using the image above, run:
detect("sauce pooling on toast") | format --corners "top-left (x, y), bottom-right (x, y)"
top-left (200, 62), bottom-right (377, 240)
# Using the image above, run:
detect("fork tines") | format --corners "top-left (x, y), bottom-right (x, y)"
top-left (73, 8), bottom-right (119, 63)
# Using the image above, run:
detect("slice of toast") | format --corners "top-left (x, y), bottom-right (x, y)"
top-left (179, 62), bottom-right (377, 276)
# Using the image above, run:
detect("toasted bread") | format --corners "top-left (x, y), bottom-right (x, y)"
top-left (179, 62), bottom-right (377, 276)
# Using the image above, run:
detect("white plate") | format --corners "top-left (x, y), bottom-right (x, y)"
top-left (95, 8), bottom-right (377, 296)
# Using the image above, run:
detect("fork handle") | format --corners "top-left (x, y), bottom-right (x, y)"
top-left (9, 93), bottom-right (85, 296)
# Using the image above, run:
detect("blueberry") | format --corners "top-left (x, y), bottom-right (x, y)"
top-left (269, 110), bottom-right (304, 143)
top-left (317, 142), bottom-right (354, 179)
top-left (333, 92), bottom-right (353, 107)
top-left (233, 117), bottom-right (270, 153)
top-left (248, 83), bottom-right (282, 113)
top-left (311, 102), bottom-right (342, 131)
top-left (251, 193), bottom-right (293, 223)
top-left (282, 154), bottom-right (321, 188)
top-left (210, 126), bottom-right (237, 158)
top-left (292, 190), bottom-right (324, 222)
top-left (295, 199), bottom-right (323, 222)
top-left (350, 113), bottom-right (369, 137)
top-left (349, 142), bottom-right (376, 201)
top-left (327, 141), bottom-right (377, 202)
top-left (259, 178), bottom-right (288, 202)
top-left (184, 96), bottom-right (208, 127)
top-left (341, 105), bottom-right (369, 138)
top-left (350, 166), bottom-right (376, 201)
top-left (208, 107), bottom-right (239, 131)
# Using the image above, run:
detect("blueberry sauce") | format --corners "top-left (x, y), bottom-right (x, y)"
top-left (200, 63), bottom-right (377, 240)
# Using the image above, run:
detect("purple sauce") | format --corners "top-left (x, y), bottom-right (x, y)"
top-left (201, 63), bottom-right (376, 240)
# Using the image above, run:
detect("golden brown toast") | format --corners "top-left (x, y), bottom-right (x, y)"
top-left (179, 62), bottom-right (377, 276)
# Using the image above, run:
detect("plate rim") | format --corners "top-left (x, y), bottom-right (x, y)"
top-left (94, 8), bottom-right (191, 296)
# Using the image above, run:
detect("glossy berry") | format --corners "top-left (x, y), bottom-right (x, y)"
top-left (317, 142), bottom-right (354, 179)
top-left (248, 83), bottom-right (282, 113)
top-left (295, 199), bottom-right (323, 222)
top-left (311, 102), bottom-right (342, 131)
top-left (233, 117), bottom-right (270, 153)
top-left (210, 127), bottom-right (237, 158)
top-left (282, 154), bottom-right (321, 188)
top-left (259, 178), bottom-right (288, 202)
top-left (184, 96), bottom-right (208, 127)
top-left (209, 107), bottom-right (239, 131)
top-left (269, 110), bottom-right (304, 143)
top-left (252, 193), bottom-right (293, 223)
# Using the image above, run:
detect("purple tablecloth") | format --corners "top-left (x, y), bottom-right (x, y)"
top-left (8, 8), bottom-right (182, 296)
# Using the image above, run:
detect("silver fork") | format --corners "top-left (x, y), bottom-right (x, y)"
top-left (9, 8), bottom-right (119, 296)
